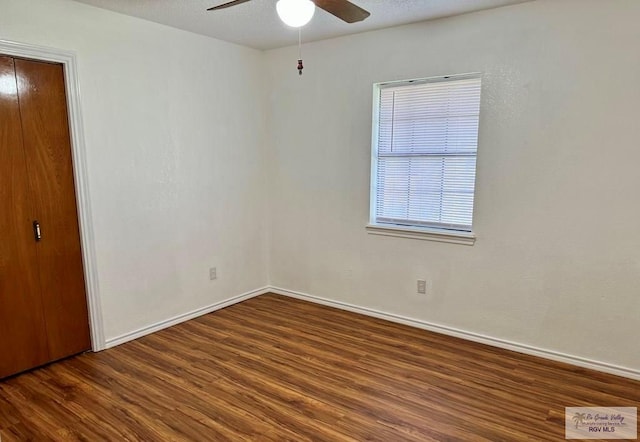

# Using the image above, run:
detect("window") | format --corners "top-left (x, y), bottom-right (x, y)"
top-left (368, 74), bottom-right (481, 244)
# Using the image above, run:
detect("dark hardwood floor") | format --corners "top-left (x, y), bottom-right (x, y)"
top-left (0, 293), bottom-right (638, 441)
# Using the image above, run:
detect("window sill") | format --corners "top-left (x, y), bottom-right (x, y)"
top-left (366, 224), bottom-right (476, 246)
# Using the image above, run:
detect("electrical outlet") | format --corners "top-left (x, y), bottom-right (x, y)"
top-left (209, 267), bottom-right (217, 281)
top-left (417, 279), bottom-right (427, 294)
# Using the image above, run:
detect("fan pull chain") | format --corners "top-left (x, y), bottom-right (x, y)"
top-left (297, 28), bottom-right (304, 76)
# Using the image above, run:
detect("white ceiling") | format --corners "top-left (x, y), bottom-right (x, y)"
top-left (72, 0), bottom-right (532, 50)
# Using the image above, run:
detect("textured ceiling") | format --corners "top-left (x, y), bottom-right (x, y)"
top-left (71, 0), bottom-right (533, 50)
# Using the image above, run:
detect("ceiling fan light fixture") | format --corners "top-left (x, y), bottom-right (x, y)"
top-left (276, 0), bottom-right (315, 28)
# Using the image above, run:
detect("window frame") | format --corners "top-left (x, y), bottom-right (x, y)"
top-left (367, 73), bottom-right (481, 246)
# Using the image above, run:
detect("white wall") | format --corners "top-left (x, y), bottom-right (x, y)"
top-left (0, 0), bottom-right (269, 341)
top-left (266, 0), bottom-right (640, 372)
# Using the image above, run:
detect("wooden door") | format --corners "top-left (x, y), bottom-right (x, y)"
top-left (0, 56), bottom-right (91, 378)
top-left (0, 56), bottom-right (51, 377)
top-left (14, 59), bottom-right (91, 361)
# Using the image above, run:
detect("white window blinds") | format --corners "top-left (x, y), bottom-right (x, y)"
top-left (372, 75), bottom-right (481, 232)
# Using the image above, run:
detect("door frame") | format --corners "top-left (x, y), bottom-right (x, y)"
top-left (0, 39), bottom-right (105, 351)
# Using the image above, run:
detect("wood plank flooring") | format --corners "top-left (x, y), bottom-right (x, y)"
top-left (0, 293), bottom-right (638, 441)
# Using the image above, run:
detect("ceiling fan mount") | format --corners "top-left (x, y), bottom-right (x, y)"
top-left (207, 0), bottom-right (371, 25)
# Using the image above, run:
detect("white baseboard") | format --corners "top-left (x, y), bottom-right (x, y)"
top-left (269, 286), bottom-right (640, 382)
top-left (104, 287), bottom-right (270, 349)
top-left (101, 284), bottom-right (639, 382)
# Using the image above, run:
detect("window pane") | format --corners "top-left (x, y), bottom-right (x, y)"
top-left (376, 156), bottom-right (476, 230)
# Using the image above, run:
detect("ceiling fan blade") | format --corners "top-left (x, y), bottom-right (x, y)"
top-left (312, 0), bottom-right (370, 23)
top-left (207, 0), bottom-right (253, 11)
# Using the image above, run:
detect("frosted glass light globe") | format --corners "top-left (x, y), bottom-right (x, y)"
top-left (276, 0), bottom-right (316, 28)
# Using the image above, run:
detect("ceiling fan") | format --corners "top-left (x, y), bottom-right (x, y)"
top-left (207, 0), bottom-right (371, 26)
